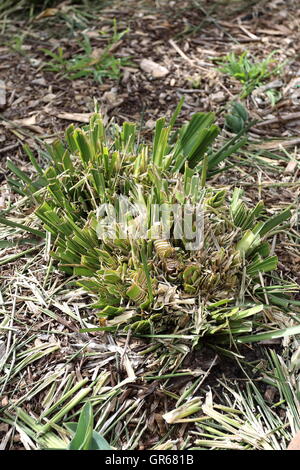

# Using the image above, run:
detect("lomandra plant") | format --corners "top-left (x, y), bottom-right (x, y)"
top-left (3, 402), bottom-right (112, 450)
top-left (4, 102), bottom-right (297, 347)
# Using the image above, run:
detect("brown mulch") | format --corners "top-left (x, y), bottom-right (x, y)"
top-left (0, 0), bottom-right (300, 152)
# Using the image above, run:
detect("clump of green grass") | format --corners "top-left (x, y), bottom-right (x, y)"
top-left (218, 51), bottom-right (284, 98)
top-left (41, 20), bottom-right (131, 83)
top-left (2, 101), bottom-right (298, 350)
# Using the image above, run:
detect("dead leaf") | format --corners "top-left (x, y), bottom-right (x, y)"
top-left (140, 59), bottom-right (169, 78)
top-left (35, 8), bottom-right (59, 20)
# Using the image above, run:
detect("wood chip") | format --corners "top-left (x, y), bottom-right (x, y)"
top-left (10, 115), bottom-right (44, 134)
top-left (285, 160), bottom-right (298, 174)
top-left (140, 59), bottom-right (169, 78)
top-left (102, 88), bottom-right (124, 109)
top-left (42, 93), bottom-right (56, 103)
top-left (32, 77), bottom-right (47, 86)
top-left (210, 91), bottom-right (226, 103)
top-left (13, 115), bottom-right (37, 127)
top-left (1, 396), bottom-right (8, 406)
top-left (56, 112), bottom-right (93, 123)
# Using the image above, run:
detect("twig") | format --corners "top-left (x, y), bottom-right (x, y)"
top-left (168, 39), bottom-right (212, 70)
top-left (168, 39), bottom-right (194, 66)
top-left (0, 142), bottom-right (20, 154)
top-left (256, 112), bottom-right (300, 127)
top-left (237, 23), bottom-right (259, 40)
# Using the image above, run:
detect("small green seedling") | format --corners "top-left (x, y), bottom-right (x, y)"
top-left (218, 51), bottom-right (284, 98)
top-left (42, 19), bottom-right (131, 83)
top-left (66, 402), bottom-right (112, 450)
